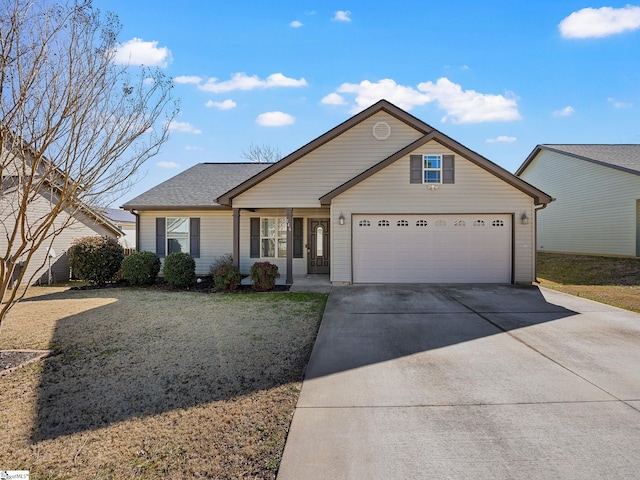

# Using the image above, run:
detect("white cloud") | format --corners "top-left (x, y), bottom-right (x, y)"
top-left (418, 78), bottom-right (521, 123)
top-left (143, 77), bottom-right (155, 85)
top-left (553, 106), bottom-right (575, 117)
top-left (205, 99), bottom-right (237, 110)
top-left (185, 146), bottom-right (204, 151)
top-left (321, 93), bottom-right (347, 105)
top-left (486, 136), bottom-right (517, 143)
top-left (290, 20), bottom-right (303, 28)
top-left (256, 111), bottom-right (295, 127)
top-left (329, 77), bottom-right (520, 123)
top-left (336, 79), bottom-right (432, 113)
top-left (608, 97), bottom-right (632, 108)
top-left (559, 5), bottom-right (640, 38)
top-left (168, 121), bottom-right (202, 134)
top-left (112, 38), bottom-right (171, 67)
top-left (157, 161), bottom-right (179, 168)
top-left (175, 76), bottom-right (202, 85)
top-left (199, 72), bottom-right (308, 93)
top-left (333, 10), bottom-right (352, 22)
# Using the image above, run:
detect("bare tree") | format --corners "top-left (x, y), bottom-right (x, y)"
top-left (241, 143), bottom-right (282, 163)
top-left (0, 0), bottom-right (177, 326)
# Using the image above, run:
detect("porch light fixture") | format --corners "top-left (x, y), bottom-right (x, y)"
top-left (338, 212), bottom-right (345, 225)
top-left (520, 212), bottom-right (529, 225)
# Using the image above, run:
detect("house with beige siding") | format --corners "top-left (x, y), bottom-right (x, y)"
top-left (0, 174), bottom-right (121, 286)
top-left (517, 144), bottom-right (640, 257)
top-left (124, 100), bottom-right (552, 285)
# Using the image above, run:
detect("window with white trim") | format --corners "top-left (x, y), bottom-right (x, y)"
top-left (424, 155), bottom-right (441, 183)
top-left (167, 217), bottom-right (189, 254)
top-left (261, 218), bottom-right (287, 258)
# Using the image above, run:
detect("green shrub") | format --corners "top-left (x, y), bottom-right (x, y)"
top-left (162, 252), bottom-right (196, 289)
top-left (209, 253), bottom-right (234, 276)
top-left (68, 236), bottom-right (124, 285)
top-left (122, 251), bottom-right (161, 286)
top-left (250, 261), bottom-right (280, 292)
top-left (213, 263), bottom-right (243, 292)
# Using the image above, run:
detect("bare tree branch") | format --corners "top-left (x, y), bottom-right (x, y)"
top-left (0, 0), bottom-right (178, 327)
top-left (241, 143), bottom-right (282, 163)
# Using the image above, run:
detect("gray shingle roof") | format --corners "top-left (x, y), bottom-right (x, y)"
top-left (122, 163), bottom-right (270, 209)
top-left (103, 208), bottom-right (136, 223)
top-left (540, 144), bottom-right (640, 175)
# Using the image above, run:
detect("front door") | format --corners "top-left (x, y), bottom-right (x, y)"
top-left (307, 218), bottom-right (330, 274)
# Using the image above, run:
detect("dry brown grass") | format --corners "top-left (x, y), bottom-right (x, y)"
top-left (537, 252), bottom-right (640, 312)
top-left (0, 286), bottom-right (326, 479)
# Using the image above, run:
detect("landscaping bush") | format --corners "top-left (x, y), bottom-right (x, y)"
top-left (250, 261), bottom-right (280, 292)
top-left (68, 236), bottom-right (124, 285)
top-left (213, 263), bottom-right (243, 292)
top-left (209, 253), bottom-right (234, 276)
top-left (122, 251), bottom-right (161, 286)
top-left (162, 252), bottom-right (196, 289)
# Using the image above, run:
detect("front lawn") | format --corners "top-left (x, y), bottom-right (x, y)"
top-left (0, 287), bottom-right (326, 479)
top-left (537, 252), bottom-right (640, 312)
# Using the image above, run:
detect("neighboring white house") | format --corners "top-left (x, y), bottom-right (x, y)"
top-left (517, 144), bottom-right (640, 257)
top-left (104, 208), bottom-right (137, 250)
top-left (123, 100), bottom-right (552, 285)
top-left (1, 136), bottom-right (121, 286)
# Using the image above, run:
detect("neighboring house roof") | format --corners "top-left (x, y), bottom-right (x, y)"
top-left (1, 130), bottom-right (122, 237)
top-left (217, 99), bottom-right (553, 206)
top-left (517, 144), bottom-right (640, 177)
top-left (103, 208), bottom-right (136, 224)
top-left (122, 163), bottom-right (270, 210)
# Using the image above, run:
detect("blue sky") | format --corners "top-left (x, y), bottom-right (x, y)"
top-left (94, 0), bottom-right (640, 207)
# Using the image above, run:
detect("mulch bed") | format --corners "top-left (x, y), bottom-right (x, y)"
top-left (1, 349), bottom-right (50, 374)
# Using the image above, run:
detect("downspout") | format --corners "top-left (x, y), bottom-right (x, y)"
top-left (132, 210), bottom-right (140, 252)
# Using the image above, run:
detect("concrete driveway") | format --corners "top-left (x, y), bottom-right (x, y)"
top-left (277, 284), bottom-right (640, 480)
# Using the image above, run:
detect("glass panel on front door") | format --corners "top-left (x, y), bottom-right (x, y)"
top-left (316, 226), bottom-right (324, 257)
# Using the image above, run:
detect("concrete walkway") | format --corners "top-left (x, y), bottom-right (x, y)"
top-left (277, 284), bottom-right (640, 480)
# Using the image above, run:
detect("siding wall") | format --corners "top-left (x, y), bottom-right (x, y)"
top-left (138, 208), bottom-right (329, 276)
top-left (331, 140), bottom-right (536, 283)
top-left (520, 150), bottom-right (640, 257)
top-left (0, 190), bottom-right (116, 285)
top-left (234, 112), bottom-right (424, 208)
top-left (138, 210), bottom-right (233, 275)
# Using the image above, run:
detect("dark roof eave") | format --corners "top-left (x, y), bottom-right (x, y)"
top-left (122, 204), bottom-right (231, 211)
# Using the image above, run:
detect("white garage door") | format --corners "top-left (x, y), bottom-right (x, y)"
top-left (352, 214), bottom-right (512, 283)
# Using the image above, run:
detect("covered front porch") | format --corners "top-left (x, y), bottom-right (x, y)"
top-left (232, 207), bottom-right (331, 285)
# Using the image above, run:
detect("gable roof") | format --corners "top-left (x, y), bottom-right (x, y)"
top-left (320, 130), bottom-right (553, 205)
top-left (517, 144), bottom-right (640, 177)
top-left (1, 129), bottom-right (122, 236)
top-left (122, 163), bottom-right (269, 210)
top-left (216, 99), bottom-right (435, 206)
top-left (103, 208), bottom-right (136, 223)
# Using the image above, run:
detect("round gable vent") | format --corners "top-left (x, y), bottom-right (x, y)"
top-left (372, 121), bottom-right (391, 140)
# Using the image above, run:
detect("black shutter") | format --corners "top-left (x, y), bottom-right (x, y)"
top-left (190, 218), bottom-right (200, 258)
top-left (156, 217), bottom-right (166, 257)
top-left (443, 155), bottom-right (455, 184)
top-left (250, 218), bottom-right (260, 258)
top-left (293, 218), bottom-right (303, 258)
top-left (410, 155), bottom-right (422, 184)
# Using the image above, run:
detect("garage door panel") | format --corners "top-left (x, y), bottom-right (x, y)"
top-left (352, 215), bottom-right (511, 283)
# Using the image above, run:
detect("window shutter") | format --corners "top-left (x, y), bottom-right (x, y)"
top-left (443, 155), bottom-right (455, 184)
top-left (410, 155), bottom-right (422, 184)
top-left (250, 218), bottom-right (260, 258)
top-left (293, 218), bottom-right (303, 258)
top-left (190, 218), bottom-right (200, 258)
top-left (156, 217), bottom-right (166, 257)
